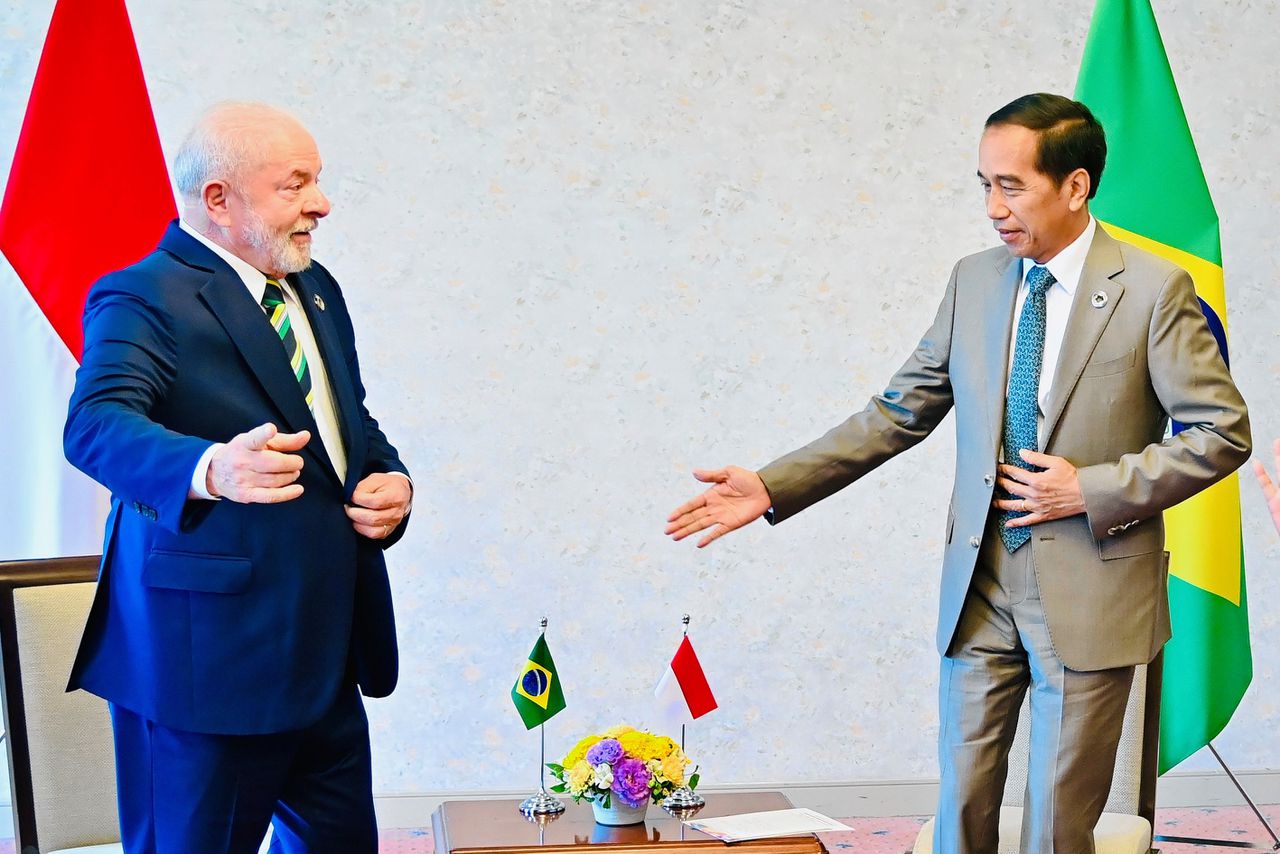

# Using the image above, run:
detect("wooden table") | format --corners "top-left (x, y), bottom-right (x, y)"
top-left (432, 791), bottom-right (828, 854)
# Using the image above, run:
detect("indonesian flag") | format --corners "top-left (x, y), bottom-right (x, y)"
top-left (654, 636), bottom-right (718, 728)
top-left (0, 0), bottom-right (174, 560)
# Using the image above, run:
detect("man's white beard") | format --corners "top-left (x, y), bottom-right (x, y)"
top-left (240, 204), bottom-right (314, 274)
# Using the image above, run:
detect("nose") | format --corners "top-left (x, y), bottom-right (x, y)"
top-left (986, 186), bottom-right (1008, 221)
top-left (305, 185), bottom-right (331, 219)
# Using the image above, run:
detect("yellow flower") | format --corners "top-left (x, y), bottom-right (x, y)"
top-left (562, 734), bottom-right (603, 768)
top-left (649, 735), bottom-right (678, 760)
top-left (618, 732), bottom-right (677, 762)
top-left (661, 751), bottom-right (687, 786)
top-left (617, 731), bottom-right (649, 759)
top-left (603, 724), bottom-right (636, 738)
top-left (566, 760), bottom-right (594, 794)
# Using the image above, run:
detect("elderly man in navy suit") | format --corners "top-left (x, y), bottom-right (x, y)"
top-left (64, 102), bottom-right (412, 853)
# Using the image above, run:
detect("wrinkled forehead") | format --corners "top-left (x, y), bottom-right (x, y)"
top-left (241, 119), bottom-right (321, 176)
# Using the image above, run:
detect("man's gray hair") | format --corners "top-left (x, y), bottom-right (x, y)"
top-left (173, 101), bottom-right (302, 202)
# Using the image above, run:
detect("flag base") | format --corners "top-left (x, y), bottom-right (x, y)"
top-left (661, 786), bottom-right (704, 811)
top-left (519, 790), bottom-right (566, 816)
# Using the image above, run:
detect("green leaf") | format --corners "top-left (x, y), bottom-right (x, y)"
top-left (550, 783), bottom-right (567, 793)
top-left (546, 763), bottom-right (565, 774)
top-left (688, 772), bottom-right (700, 789)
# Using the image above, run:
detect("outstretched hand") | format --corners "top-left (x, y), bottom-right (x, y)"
top-left (1252, 438), bottom-right (1280, 536)
top-left (206, 422), bottom-right (310, 504)
top-left (665, 466), bottom-right (772, 548)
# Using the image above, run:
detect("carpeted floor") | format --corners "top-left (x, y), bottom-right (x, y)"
top-left (373, 804), bottom-right (1280, 853)
top-left (4, 804), bottom-right (1275, 852)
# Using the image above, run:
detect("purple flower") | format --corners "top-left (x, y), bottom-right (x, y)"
top-left (611, 757), bottom-right (652, 808)
top-left (586, 738), bottom-right (623, 766)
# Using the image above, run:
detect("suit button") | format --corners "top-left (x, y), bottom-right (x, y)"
top-left (983, 474), bottom-right (995, 487)
top-left (968, 536), bottom-right (981, 548)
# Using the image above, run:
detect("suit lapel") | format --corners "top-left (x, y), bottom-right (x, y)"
top-left (197, 273), bottom-right (319, 440)
top-left (983, 252), bottom-right (1023, 453)
top-left (1040, 228), bottom-right (1126, 450)
top-left (160, 224), bottom-right (329, 474)
top-left (290, 271), bottom-right (366, 489)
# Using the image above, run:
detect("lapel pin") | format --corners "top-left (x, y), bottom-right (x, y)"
top-left (313, 294), bottom-right (326, 311)
top-left (1090, 290), bottom-right (1108, 308)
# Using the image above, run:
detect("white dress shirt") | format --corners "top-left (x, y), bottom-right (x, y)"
top-left (1006, 216), bottom-right (1097, 443)
top-left (180, 220), bottom-right (347, 497)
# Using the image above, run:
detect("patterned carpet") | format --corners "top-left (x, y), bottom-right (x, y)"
top-left (374, 805), bottom-right (1280, 853)
top-left (3, 804), bottom-right (1274, 851)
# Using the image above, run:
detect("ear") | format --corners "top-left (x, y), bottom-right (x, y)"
top-left (1065, 167), bottom-right (1091, 212)
top-left (203, 180), bottom-right (233, 228)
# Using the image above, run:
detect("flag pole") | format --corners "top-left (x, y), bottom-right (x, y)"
top-left (662, 614), bottom-right (705, 813)
top-left (1153, 742), bottom-right (1280, 850)
top-left (519, 617), bottom-right (565, 817)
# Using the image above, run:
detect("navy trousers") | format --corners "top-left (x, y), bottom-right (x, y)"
top-left (109, 684), bottom-right (377, 854)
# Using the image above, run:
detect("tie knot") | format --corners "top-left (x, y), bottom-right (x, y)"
top-left (1027, 265), bottom-right (1056, 293)
top-left (261, 278), bottom-right (285, 309)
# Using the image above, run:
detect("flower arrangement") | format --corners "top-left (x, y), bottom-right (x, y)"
top-left (547, 725), bottom-right (699, 809)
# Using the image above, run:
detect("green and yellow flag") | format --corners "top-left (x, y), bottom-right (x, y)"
top-left (1076, 0), bottom-right (1251, 774)
top-left (511, 632), bottom-right (566, 729)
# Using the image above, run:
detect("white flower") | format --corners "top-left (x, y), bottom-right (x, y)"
top-left (592, 763), bottom-right (614, 789)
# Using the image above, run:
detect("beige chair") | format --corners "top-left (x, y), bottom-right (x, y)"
top-left (913, 657), bottom-right (1161, 854)
top-left (0, 555), bottom-right (122, 854)
top-left (0, 556), bottom-right (276, 854)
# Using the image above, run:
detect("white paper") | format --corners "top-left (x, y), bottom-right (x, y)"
top-left (683, 807), bottom-right (852, 842)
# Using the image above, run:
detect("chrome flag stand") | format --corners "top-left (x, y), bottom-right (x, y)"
top-left (519, 617), bottom-right (565, 817)
top-left (662, 615), bottom-right (705, 812)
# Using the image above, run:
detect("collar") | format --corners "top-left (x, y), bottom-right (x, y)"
top-left (1021, 215), bottom-right (1096, 296)
top-left (179, 219), bottom-right (271, 303)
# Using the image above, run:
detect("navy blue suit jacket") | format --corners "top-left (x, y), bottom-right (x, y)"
top-left (64, 221), bottom-right (408, 736)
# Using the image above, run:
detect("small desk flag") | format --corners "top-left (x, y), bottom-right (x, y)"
top-left (511, 632), bottom-right (566, 729)
top-left (655, 635), bottom-right (717, 727)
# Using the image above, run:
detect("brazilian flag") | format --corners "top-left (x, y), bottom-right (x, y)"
top-left (1076, 0), bottom-right (1251, 774)
top-left (511, 633), bottom-right (566, 729)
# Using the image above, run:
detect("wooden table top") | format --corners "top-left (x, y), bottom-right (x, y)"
top-left (431, 791), bottom-right (828, 854)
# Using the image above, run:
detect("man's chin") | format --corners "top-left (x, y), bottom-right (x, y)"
top-left (275, 249), bottom-right (312, 275)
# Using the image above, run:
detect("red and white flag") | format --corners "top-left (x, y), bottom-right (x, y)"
top-left (0, 0), bottom-right (175, 560)
top-left (654, 635), bottom-right (718, 728)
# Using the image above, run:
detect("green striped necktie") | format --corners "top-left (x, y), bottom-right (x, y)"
top-left (261, 278), bottom-right (314, 410)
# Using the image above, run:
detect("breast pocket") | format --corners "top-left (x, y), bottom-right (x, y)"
top-left (1081, 348), bottom-right (1136, 378)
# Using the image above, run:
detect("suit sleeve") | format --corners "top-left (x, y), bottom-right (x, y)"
top-left (1075, 268), bottom-right (1250, 537)
top-left (63, 273), bottom-right (213, 533)
top-left (759, 261), bottom-right (959, 523)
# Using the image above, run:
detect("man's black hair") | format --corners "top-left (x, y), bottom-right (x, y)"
top-left (986, 93), bottom-right (1107, 199)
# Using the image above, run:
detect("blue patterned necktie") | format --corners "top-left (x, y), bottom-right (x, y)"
top-left (999, 264), bottom-right (1057, 552)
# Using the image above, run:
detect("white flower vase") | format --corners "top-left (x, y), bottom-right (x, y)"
top-left (591, 795), bottom-right (650, 826)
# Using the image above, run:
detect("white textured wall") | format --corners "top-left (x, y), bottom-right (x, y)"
top-left (2, 1), bottom-right (1277, 794)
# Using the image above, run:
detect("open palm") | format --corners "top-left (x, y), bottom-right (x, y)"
top-left (665, 465), bottom-right (772, 548)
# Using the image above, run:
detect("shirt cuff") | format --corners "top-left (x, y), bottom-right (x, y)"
top-left (189, 443), bottom-right (224, 501)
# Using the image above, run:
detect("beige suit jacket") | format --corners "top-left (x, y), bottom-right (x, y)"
top-left (758, 226), bottom-right (1250, 671)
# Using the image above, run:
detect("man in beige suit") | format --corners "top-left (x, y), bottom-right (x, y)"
top-left (666, 93), bottom-right (1250, 853)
